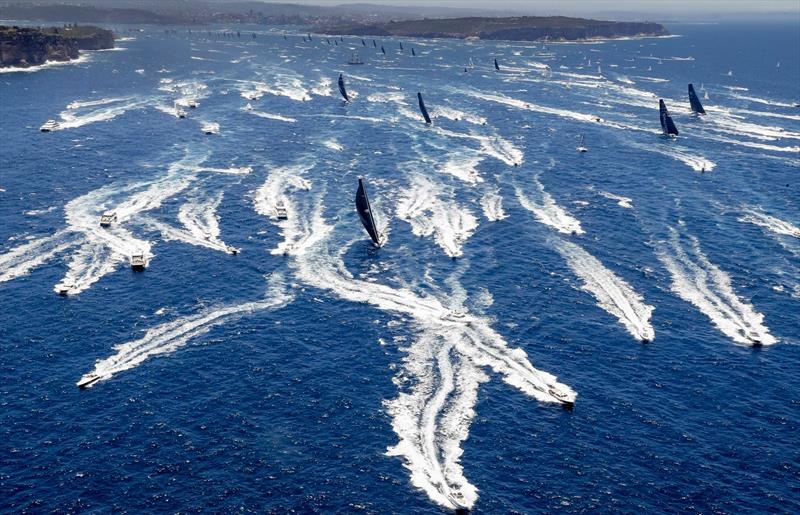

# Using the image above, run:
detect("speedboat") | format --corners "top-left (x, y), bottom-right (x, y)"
top-left (176, 106), bottom-right (187, 118)
top-left (548, 388), bottom-right (575, 410)
top-left (40, 120), bottom-right (59, 132)
top-left (56, 283), bottom-right (73, 296)
top-left (226, 246), bottom-right (239, 255)
top-left (244, 103), bottom-right (253, 111)
top-left (187, 99), bottom-right (198, 108)
top-left (99, 211), bottom-right (117, 227)
top-left (201, 122), bottom-right (219, 135)
top-left (275, 200), bottom-right (288, 220)
top-left (282, 243), bottom-right (296, 256)
top-left (130, 254), bottom-right (146, 271)
top-left (443, 309), bottom-right (470, 325)
top-left (76, 373), bottom-right (101, 389)
top-left (347, 51), bottom-right (364, 65)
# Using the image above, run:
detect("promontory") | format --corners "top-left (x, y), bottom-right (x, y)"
top-left (0, 25), bottom-right (114, 68)
top-left (322, 16), bottom-right (669, 42)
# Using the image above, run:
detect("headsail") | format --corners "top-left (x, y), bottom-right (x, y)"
top-left (417, 92), bottom-right (432, 124)
top-left (659, 99), bottom-right (679, 136)
top-left (494, 58), bottom-right (500, 71)
top-left (338, 74), bottom-right (349, 102)
top-left (688, 83), bottom-right (706, 115)
top-left (355, 178), bottom-right (383, 247)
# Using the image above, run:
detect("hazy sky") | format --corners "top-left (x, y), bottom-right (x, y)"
top-left (268, 0), bottom-right (800, 16)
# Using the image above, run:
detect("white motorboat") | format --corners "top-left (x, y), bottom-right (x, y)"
top-left (40, 120), bottom-right (60, 132)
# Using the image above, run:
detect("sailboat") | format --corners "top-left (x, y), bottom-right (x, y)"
top-left (399, 41), bottom-right (404, 51)
top-left (411, 47), bottom-right (416, 56)
top-left (347, 51), bottom-right (364, 65)
top-left (576, 134), bottom-right (588, 153)
top-left (688, 83), bottom-right (706, 115)
top-left (355, 178), bottom-right (384, 247)
top-left (659, 99), bottom-right (679, 136)
top-left (381, 45), bottom-right (386, 55)
top-left (362, 38), bottom-right (366, 46)
top-left (417, 92), bottom-right (432, 124)
top-left (494, 58), bottom-right (500, 71)
top-left (338, 74), bottom-right (349, 102)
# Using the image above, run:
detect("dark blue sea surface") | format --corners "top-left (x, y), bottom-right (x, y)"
top-left (1, 21), bottom-right (799, 513)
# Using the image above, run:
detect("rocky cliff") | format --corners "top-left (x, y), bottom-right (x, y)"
top-left (0, 25), bottom-right (114, 68)
top-left (324, 16), bottom-right (669, 42)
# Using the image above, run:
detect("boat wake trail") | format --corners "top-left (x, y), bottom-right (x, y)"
top-left (515, 178), bottom-right (584, 235)
top-left (0, 232), bottom-right (75, 283)
top-left (280, 202), bottom-right (575, 511)
top-left (58, 96), bottom-right (148, 130)
top-left (253, 160), bottom-right (324, 255)
top-left (738, 207), bottom-right (800, 239)
top-left (78, 273), bottom-right (293, 387)
top-left (150, 189), bottom-right (235, 253)
top-left (630, 141), bottom-right (716, 172)
top-left (397, 174), bottom-right (477, 258)
top-left (659, 227), bottom-right (776, 346)
top-left (480, 187), bottom-right (508, 221)
top-left (555, 239), bottom-right (655, 342)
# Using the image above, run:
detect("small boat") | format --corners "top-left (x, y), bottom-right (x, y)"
top-left (176, 107), bottom-right (187, 118)
top-left (338, 74), bottom-right (349, 102)
top-left (243, 103), bottom-right (253, 111)
top-left (187, 99), bottom-right (198, 109)
top-left (548, 388), bottom-right (575, 410)
top-left (494, 58), bottom-right (500, 71)
top-left (659, 99), bottom-right (679, 136)
top-left (77, 373), bottom-right (102, 389)
top-left (381, 45), bottom-right (386, 55)
top-left (576, 134), bottom-right (588, 153)
top-left (56, 283), bottom-right (73, 296)
top-left (99, 211), bottom-right (117, 227)
top-left (226, 246), bottom-right (239, 255)
top-left (40, 119), bottom-right (59, 132)
top-left (411, 47), bottom-right (416, 57)
top-left (275, 200), bottom-right (288, 220)
top-left (355, 178), bottom-right (385, 247)
top-left (347, 51), bottom-right (364, 65)
top-left (417, 92), bottom-right (432, 125)
top-left (201, 122), bottom-right (219, 135)
top-left (688, 83), bottom-right (706, 115)
top-left (130, 254), bottom-right (146, 271)
top-left (443, 309), bottom-right (471, 325)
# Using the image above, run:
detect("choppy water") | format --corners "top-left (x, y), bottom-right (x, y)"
top-left (1, 21), bottom-right (799, 513)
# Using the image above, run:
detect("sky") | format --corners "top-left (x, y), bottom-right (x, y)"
top-left (258, 0), bottom-right (800, 16)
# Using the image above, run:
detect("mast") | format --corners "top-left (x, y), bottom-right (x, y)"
top-left (659, 99), bottom-right (679, 136)
top-left (338, 74), bottom-right (349, 102)
top-left (688, 83), bottom-right (706, 115)
top-left (355, 178), bottom-right (382, 246)
top-left (417, 92), bottom-right (432, 124)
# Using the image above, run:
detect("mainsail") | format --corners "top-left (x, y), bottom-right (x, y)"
top-left (494, 58), bottom-right (500, 71)
top-left (338, 74), bottom-right (349, 102)
top-left (417, 92), bottom-right (432, 124)
top-left (355, 178), bottom-right (383, 246)
top-left (688, 83), bottom-right (706, 115)
top-left (659, 99), bottom-right (679, 136)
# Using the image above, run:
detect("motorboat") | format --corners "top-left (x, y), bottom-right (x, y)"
top-left (275, 200), bottom-right (288, 220)
top-left (201, 122), bottom-right (219, 135)
top-left (99, 211), bottom-right (117, 227)
top-left (244, 103), bottom-right (253, 111)
top-left (130, 254), bottom-right (146, 271)
top-left (347, 51), bottom-right (364, 65)
top-left (176, 106), bottom-right (187, 118)
top-left (226, 246), bottom-right (239, 255)
top-left (548, 388), bottom-right (575, 410)
top-left (76, 373), bottom-right (101, 389)
top-left (56, 283), bottom-right (73, 296)
top-left (187, 99), bottom-right (198, 108)
top-left (40, 119), bottom-right (59, 132)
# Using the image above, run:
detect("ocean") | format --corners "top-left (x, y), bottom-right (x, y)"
top-left (1, 20), bottom-right (798, 513)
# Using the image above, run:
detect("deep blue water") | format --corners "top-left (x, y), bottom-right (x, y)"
top-left (1, 21), bottom-right (799, 513)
